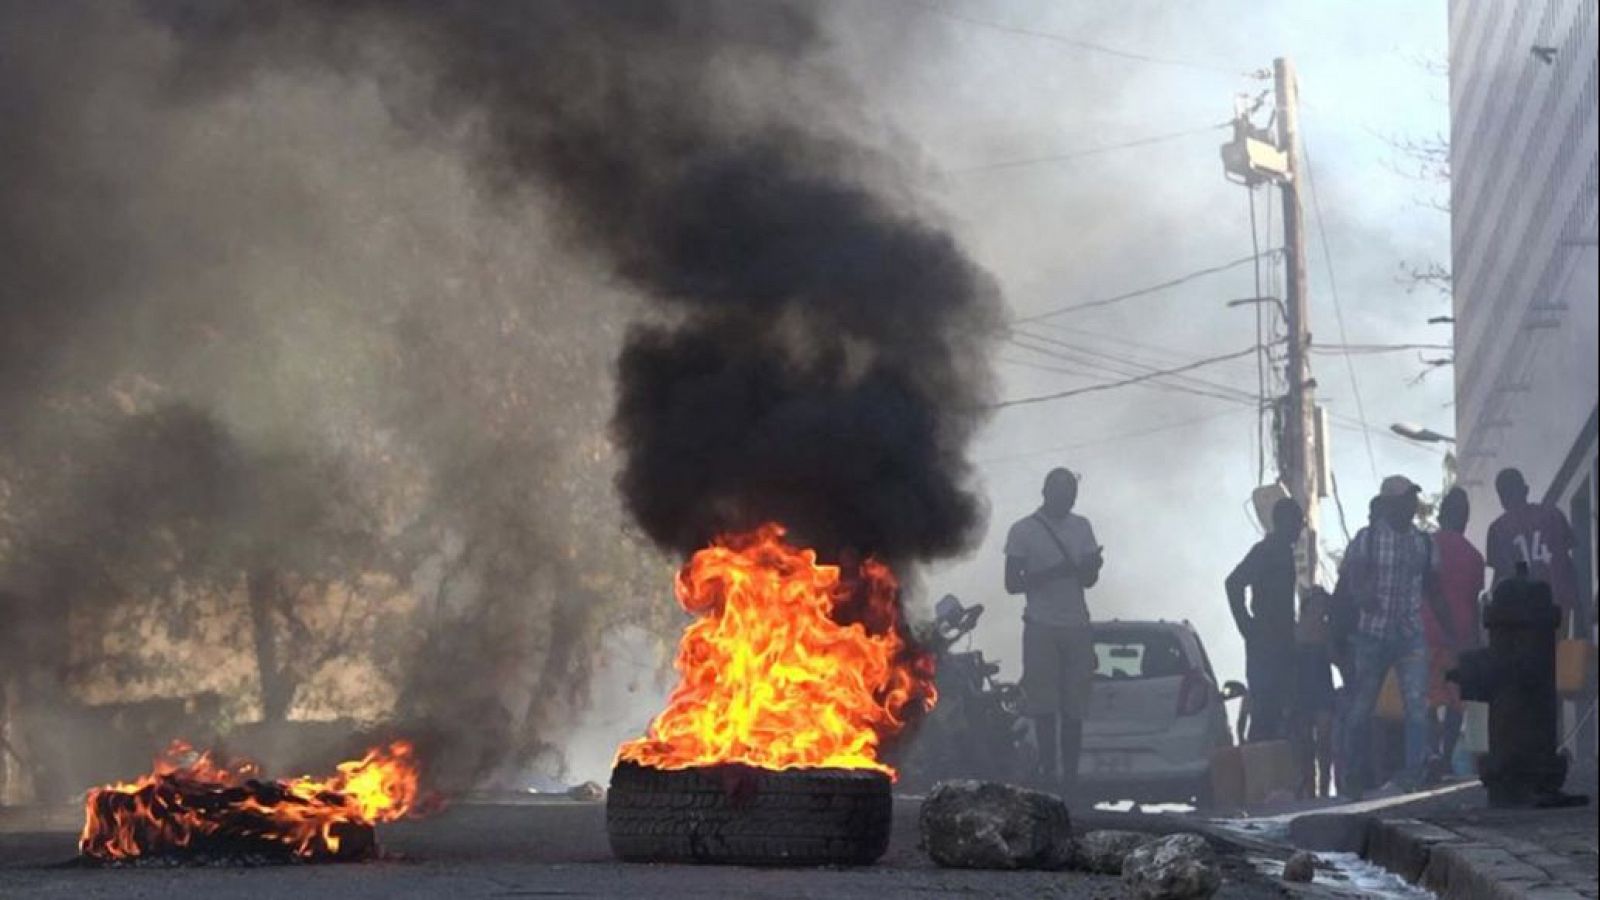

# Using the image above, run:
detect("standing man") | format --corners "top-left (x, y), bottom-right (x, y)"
top-left (1337, 476), bottom-right (1454, 798)
top-left (1486, 468), bottom-right (1583, 634)
top-left (1486, 468), bottom-right (1593, 767)
top-left (1005, 468), bottom-right (1104, 796)
top-left (1225, 497), bottom-right (1304, 742)
top-left (1425, 487), bottom-right (1484, 781)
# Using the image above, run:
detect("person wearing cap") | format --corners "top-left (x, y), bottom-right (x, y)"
top-left (1486, 468), bottom-right (1584, 634)
top-left (1004, 467), bottom-right (1104, 796)
top-left (1335, 475), bottom-right (1455, 797)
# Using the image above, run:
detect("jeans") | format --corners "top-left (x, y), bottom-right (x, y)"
top-left (1341, 629), bottom-right (1429, 794)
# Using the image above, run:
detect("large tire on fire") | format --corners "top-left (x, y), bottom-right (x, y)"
top-left (606, 761), bottom-right (892, 866)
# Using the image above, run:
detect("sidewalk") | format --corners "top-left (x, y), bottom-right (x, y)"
top-left (1290, 769), bottom-right (1597, 900)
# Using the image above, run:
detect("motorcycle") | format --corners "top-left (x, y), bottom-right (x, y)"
top-left (894, 594), bottom-right (1036, 791)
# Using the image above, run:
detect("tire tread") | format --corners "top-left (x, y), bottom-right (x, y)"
top-left (605, 762), bottom-right (892, 866)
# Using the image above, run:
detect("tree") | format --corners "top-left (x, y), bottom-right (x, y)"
top-left (1379, 54), bottom-right (1454, 384)
top-left (0, 3), bottom-right (679, 799)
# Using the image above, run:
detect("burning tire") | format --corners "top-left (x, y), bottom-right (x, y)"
top-left (606, 761), bottom-right (892, 866)
top-left (78, 740), bottom-right (421, 865)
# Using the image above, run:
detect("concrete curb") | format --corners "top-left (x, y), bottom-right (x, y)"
top-left (1290, 814), bottom-right (1594, 900)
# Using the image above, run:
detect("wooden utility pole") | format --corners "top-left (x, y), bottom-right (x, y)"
top-left (1275, 56), bottom-right (1319, 589)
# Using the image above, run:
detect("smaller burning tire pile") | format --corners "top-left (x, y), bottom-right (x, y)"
top-left (607, 761), bottom-right (891, 866)
top-left (78, 740), bottom-right (421, 866)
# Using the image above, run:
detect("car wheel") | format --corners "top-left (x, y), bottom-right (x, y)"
top-left (606, 761), bottom-right (892, 866)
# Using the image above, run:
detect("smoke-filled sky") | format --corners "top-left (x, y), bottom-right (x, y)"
top-left (580, 0), bottom-right (1456, 775)
top-left (832, 0), bottom-right (1454, 689)
top-left (1, 0), bottom-right (1453, 785)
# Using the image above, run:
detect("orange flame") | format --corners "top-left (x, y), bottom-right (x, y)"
top-left (80, 740), bottom-right (421, 861)
top-left (616, 523), bottom-right (935, 777)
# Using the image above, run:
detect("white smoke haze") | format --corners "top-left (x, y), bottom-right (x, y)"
top-left (2, 1), bottom-right (681, 797)
top-left (0, 0), bottom-right (1451, 793)
top-left (825, 1), bottom-right (1452, 695)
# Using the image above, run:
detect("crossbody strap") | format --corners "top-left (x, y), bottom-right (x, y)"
top-left (1031, 513), bottom-right (1077, 566)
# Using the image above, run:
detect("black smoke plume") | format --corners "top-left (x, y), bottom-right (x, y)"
top-left (143, 0), bottom-right (1002, 563)
top-left (0, 0), bottom-right (998, 798)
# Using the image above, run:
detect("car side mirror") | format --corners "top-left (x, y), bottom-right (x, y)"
top-left (1220, 680), bottom-right (1247, 701)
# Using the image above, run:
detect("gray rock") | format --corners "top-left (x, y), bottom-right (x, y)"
top-left (1281, 850), bottom-right (1318, 883)
top-left (919, 780), bottom-right (1074, 870)
top-left (567, 781), bottom-right (605, 802)
top-left (1074, 829), bottom-right (1155, 874)
top-left (1121, 833), bottom-right (1222, 899)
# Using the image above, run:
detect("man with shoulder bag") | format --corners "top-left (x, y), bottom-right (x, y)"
top-left (1004, 468), bottom-right (1104, 797)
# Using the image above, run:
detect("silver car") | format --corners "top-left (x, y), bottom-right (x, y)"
top-left (1077, 620), bottom-right (1234, 806)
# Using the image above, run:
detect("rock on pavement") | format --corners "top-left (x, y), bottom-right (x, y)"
top-left (919, 780), bottom-right (1074, 870)
top-left (1281, 849), bottom-right (1318, 883)
top-left (1121, 832), bottom-right (1222, 900)
top-left (1074, 829), bottom-right (1154, 874)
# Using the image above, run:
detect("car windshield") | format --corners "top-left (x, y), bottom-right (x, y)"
top-left (1092, 629), bottom-right (1189, 680)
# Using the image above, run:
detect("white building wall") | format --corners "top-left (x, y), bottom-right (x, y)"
top-left (1449, 0), bottom-right (1599, 763)
top-left (1449, 0), bottom-right (1598, 566)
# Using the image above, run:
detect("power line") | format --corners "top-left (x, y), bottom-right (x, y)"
top-left (1263, 174), bottom-right (1283, 398)
top-left (1005, 340), bottom-right (1262, 409)
top-left (1027, 319), bottom-right (1268, 374)
top-left (1329, 468), bottom-right (1353, 543)
top-left (996, 354), bottom-right (1096, 377)
top-left (999, 343), bottom-right (1241, 402)
top-left (1010, 325), bottom-right (1419, 453)
top-left (1008, 321), bottom-right (1273, 407)
top-left (1301, 133), bottom-right (1379, 481)
top-left (1248, 182), bottom-right (1268, 482)
top-left (1008, 325), bottom-right (1262, 395)
top-left (907, 0), bottom-right (1243, 76)
top-left (1014, 253), bottom-right (1275, 323)
top-left (1000, 332), bottom-right (1438, 457)
top-left (1311, 343), bottom-right (1454, 354)
top-left (979, 408), bottom-right (1252, 466)
top-left (991, 346), bottom-right (1265, 410)
top-left (1006, 331), bottom-right (1261, 406)
top-left (947, 123), bottom-right (1228, 175)
top-left (996, 346), bottom-right (1440, 460)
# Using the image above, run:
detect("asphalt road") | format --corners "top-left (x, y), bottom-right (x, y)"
top-left (0, 799), bottom-right (1297, 899)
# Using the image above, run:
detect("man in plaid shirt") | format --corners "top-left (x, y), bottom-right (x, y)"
top-left (1336, 475), bottom-right (1456, 798)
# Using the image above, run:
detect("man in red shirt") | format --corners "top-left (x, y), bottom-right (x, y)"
top-left (1425, 487), bottom-right (1484, 779)
top-left (1485, 468), bottom-right (1583, 634)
